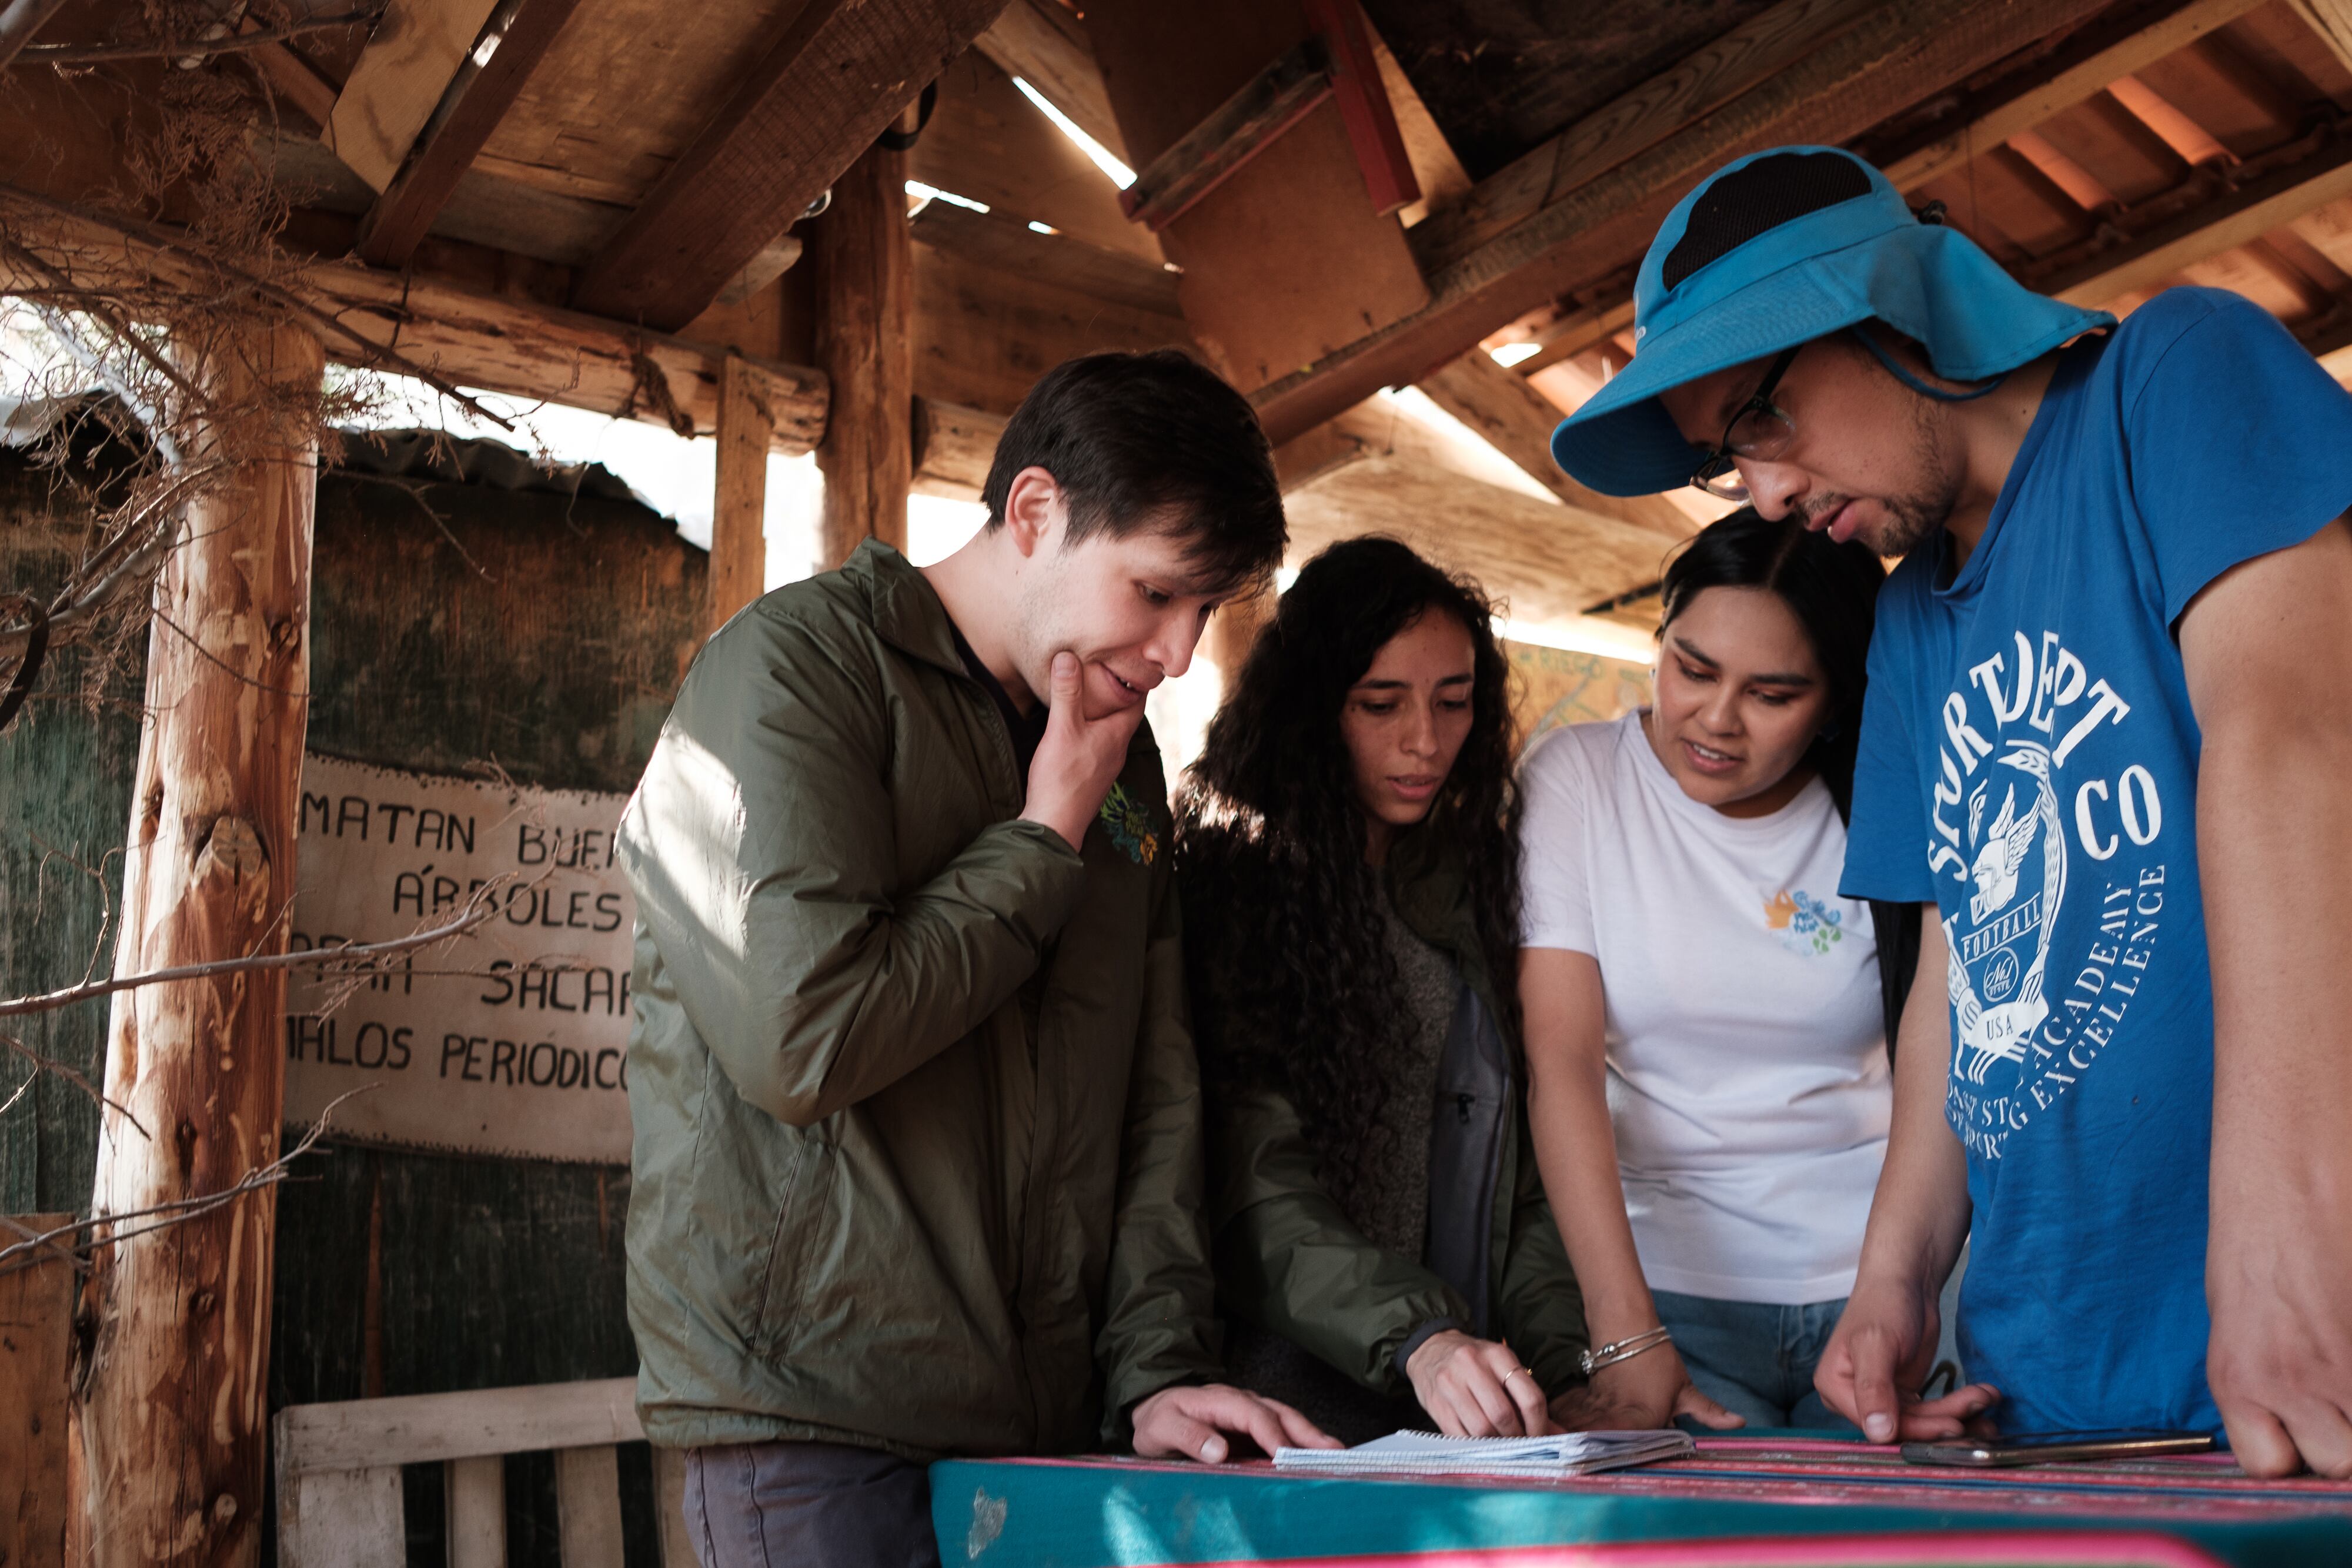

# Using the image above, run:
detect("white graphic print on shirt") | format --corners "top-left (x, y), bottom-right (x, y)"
top-left (1926, 629), bottom-right (2169, 1159)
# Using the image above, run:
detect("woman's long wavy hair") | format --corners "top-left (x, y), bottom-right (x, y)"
top-left (1176, 536), bottom-right (1522, 1205)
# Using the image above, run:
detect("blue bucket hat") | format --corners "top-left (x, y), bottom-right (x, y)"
top-left (1549, 146), bottom-right (2113, 498)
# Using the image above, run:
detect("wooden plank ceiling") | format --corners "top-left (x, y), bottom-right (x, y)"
top-left (13, 0), bottom-right (2352, 627)
top-left (1385, 0), bottom-right (2352, 447)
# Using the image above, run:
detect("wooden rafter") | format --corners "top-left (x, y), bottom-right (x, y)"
top-left (2033, 132), bottom-right (2352, 303)
top-left (973, 0), bottom-right (1127, 162)
top-left (1877, 0), bottom-right (2268, 189)
top-left (1409, 0), bottom-right (1887, 278)
top-left (2292, 0), bottom-right (2352, 73)
top-left (910, 397), bottom-right (1007, 500)
top-left (246, 25), bottom-right (343, 129)
top-left (1479, 0), bottom-right (2269, 394)
top-left (570, 0), bottom-right (1008, 331)
top-left (0, 198), bottom-right (829, 450)
top-left (328, 0), bottom-right (503, 192)
top-left (0, 0), bottom-right (69, 71)
top-left (354, 0), bottom-right (587, 268)
top-left (1247, 0), bottom-right (2118, 446)
top-left (1514, 295), bottom-right (1638, 378)
top-left (1415, 350), bottom-right (1692, 539)
top-left (1118, 38), bottom-right (1332, 232)
top-left (1302, 0), bottom-right (1418, 217)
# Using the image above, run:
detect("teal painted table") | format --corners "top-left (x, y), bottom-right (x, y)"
top-left (930, 1439), bottom-right (2352, 1567)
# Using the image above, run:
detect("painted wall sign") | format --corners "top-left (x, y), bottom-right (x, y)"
top-left (285, 753), bottom-right (636, 1164)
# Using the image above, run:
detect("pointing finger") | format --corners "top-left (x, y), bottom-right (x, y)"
top-left (1261, 1396), bottom-right (1342, 1450)
top-left (1486, 1347), bottom-right (1549, 1437)
top-left (1850, 1345), bottom-right (1903, 1445)
top-left (1208, 1389), bottom-right (1294, 1461)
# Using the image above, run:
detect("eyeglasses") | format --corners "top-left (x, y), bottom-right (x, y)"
top-left (1690, 343), bottom-right (1802, 502)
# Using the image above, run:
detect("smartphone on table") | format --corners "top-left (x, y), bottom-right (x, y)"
top-left (1900, 1430), bottom-right (2215, 1467)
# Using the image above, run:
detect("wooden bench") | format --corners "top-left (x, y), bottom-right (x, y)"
top-left (273, 1376), bottom-right (696, 1568)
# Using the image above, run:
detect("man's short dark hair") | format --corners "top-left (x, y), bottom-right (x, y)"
top-left (981, 349), bottom-right (1288, 593)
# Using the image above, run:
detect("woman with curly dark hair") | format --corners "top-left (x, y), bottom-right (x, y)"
top-left (1177, 536), bottom-right (1588, 1445)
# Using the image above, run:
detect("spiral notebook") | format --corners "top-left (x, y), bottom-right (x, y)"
top-left (1271, 1428), bottom-right (1694, 1479)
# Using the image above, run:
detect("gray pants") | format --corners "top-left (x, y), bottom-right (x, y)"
top-left (683, 1440), bottom-right (941, 1568)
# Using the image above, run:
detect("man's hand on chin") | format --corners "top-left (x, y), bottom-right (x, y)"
top-left (1131, 1385), bottom-right (1341, 1463)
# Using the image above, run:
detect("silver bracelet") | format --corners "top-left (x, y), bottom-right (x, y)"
top-left (1579, 1326), bottom-right (1673, 1378)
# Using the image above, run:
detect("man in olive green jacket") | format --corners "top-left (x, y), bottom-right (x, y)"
top-left (617, 351), bottom-right (1330, 1568)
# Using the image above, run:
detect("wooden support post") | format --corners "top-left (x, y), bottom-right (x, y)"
top-left (812, 138), bottom-right (914, 569)
top-left (708, 355), bottom-right (776, 634)
top-left (1208, 587), bottom-right (1273, 697)
top-left (2, 1213), bottom-right (74, 1568)
top-left (76, 321), bottom-right (325, 1568)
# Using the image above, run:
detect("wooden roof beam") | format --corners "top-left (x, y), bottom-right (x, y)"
top-left (0, 0), bottom-right (68, 71)
top-left (2033, 132), bottom-right (2352, 303)
top-left (1879, 0), bottom-right (2267, 190)
top-left (353, 0), bottom-right (587, 268)
top-left (1465, 0), bottom-right (2266, 403)
top-left (1415, 349), bottom-right (1693, 539)
top-left (2292, 0), bottom-right (2352, 74)
top-left (1406, 0), bottom-right (1890, 277)
top-left (1246, 0), bottom-right (2119, 447)
top-left (973, 0), bottom-right (1129, 163)
top-left (245, 24), bottom-right (343, 128)
top-left (570, 0), bottom-right (1008, 331)
top-left (1120, 38), bottom-right (1333, 232)
top-left (1512, 295), bottom-right (1638, 379)
top-left (0, 192), bottom-right (828, 451)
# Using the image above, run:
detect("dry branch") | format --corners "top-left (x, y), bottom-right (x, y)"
top-left (0, 884), bottom-right (505, 1019)
top-left (13, 8), bottom-right (385, 63)
top-left (0, 1089), bottom-right (373, 1279)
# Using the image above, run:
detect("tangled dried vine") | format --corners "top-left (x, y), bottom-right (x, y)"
top-left (0, 2), bottom-right (508, 729)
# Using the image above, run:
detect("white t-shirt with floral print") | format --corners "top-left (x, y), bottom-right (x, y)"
top-left (1519, 710), bottom-right (1889, 1303)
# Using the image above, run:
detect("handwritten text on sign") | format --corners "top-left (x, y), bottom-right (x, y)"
top-left (286, 753), bottom-right (636, 1164)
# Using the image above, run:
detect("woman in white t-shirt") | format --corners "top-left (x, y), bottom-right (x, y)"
top-left (1521, 507), bottom-right (1915, 1432)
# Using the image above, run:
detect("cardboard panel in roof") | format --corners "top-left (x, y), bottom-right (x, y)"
top-left (1083, 0), bottom-right (1429, 395)
top-left (913, 48), bottom-right (1165, 264)
top-left (910, 236), bottom-right (1191, 416)
top-left (475, 0), bottom-right (790, 209)
top-left (1357, 0), bottom-right (1782, 182)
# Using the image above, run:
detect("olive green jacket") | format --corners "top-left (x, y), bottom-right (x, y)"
top-left (1198, 829), bottom-right (1590, 1399)
top-left (617, 540), bottom-right (1221, 1460)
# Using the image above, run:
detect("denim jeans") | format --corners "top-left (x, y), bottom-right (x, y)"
top-left (1651, 1289), bottom-right (1856, 1432)
top-left (682, 1440), bottom-right (941, 1568)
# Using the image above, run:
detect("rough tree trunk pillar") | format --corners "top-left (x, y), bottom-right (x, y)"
top-left (811, 136), bottom-right (913, 569)
top-left (76, 321), bottom-right (325, 1567)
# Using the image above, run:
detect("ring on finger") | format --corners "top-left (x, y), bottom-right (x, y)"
top-left (1504, 1366), bottom-right (1534, 1388)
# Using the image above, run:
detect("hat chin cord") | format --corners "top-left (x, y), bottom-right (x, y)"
top-left (1850, 325), bottom-right (2009, 403)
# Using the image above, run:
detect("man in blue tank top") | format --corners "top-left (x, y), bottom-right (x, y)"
top-left (1548, 145), bottom-right (2352, 1477)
